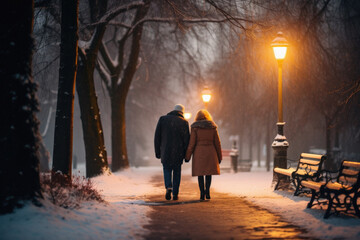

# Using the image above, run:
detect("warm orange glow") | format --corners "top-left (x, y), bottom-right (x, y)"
top-left (271, 32), bottom-right (288, 61)
top-left (184, 112), bottom-right (192, 120)
top-left (272, 46), bottom-right (287, 60)
top-left (202, 87), bottom-right (212, 103)
top-left (202, 94), bottom-right (211, 103)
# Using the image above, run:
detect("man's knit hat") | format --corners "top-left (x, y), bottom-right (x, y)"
top-left (174, 104), bottom-right (185, 113)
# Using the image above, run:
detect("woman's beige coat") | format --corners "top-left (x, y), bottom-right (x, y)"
top-left (185, 120), bottom-right (222, 176)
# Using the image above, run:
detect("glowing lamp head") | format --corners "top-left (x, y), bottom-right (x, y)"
top-left (202, 94), bottom-right (211, 103)
top-left (202, 87), bottom-right (212, 103)
top-left (184, 112), bottom-right (192, 120)
top-left (271, 32), bottom-right (288, 60)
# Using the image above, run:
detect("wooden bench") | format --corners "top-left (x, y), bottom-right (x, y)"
top-left (273, 153), bottom-right (326, 196)
top-left (302, 160), bottom-right (360, 218)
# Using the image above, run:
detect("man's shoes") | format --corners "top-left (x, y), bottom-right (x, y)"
top-left (173, 195), bottom-right (178, 201)
top-left (165, 189), bottom-right (172, 200)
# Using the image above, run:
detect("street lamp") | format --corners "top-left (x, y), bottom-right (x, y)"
top-left (271, 31), bottom-right (288, 123)
top-left (202, 87), bottom-right (211, 109)
top-left (184, 112), bottom-right (192, 120)
top-left (271, 32), bottom-right (289, 184)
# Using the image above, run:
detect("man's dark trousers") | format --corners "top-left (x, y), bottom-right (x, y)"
top-left (163, 165), bottom-right (181, 196)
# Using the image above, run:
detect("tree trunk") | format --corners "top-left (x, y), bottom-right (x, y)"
top-left (39, 141), bottom-right (50, 172)
top-left (257, 137), bottom-right (261, 167)
top-left (249, 126), bottom-right (253, 162)
top-left (76, 62), bottom-right (108, 178)
top-left (111, 95), bottom-right (129, 171)
top-left (238, 132), bottom-right (243, 160)
top-left (324, 117), bottom-right (333, 170)
top-left (52, 0), bottom-right (79, 177)
top-left (0, 0), bottom-right (42, 214)
top-left (110, 2), bottom-right (150, 171)
top-left (266, 121), bottom-right (271, 172)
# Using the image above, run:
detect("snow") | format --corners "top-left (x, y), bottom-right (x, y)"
top-left (1, 166), bottom-right (359, 239)
top-left (274, 134), bottom-right (287, 140)
top-left (0, 167), bottom-right (162, 240)
top-left (272, 134), bottom-right (289, 146)
top-left (210, 171), bottom-right (360, 240)
top-left (272, 140), bottom-right (289, 146)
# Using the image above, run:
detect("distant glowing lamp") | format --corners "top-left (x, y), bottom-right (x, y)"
top-left (201, 87), bottom-right (212, 104)
top-left (271, 32), bottom-right (288, 61)
top-left (184, 112), bottom-right (192, 120)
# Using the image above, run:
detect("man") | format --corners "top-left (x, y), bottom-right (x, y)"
top-left (154, 104), bottom-right (190, 200)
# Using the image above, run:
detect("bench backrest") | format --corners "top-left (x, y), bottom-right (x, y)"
top-left (296, 153), bottom-right (326, 176)
top-left (337, 160), bottom-right (360, 188)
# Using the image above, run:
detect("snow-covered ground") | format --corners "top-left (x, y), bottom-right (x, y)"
top-left (0, 166), bottom-right (162, 240)
top-left (1, 165), bottom-right (359, 240)
top-left (211, 170), bottom-right (360, 240)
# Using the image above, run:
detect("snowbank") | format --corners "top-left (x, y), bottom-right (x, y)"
top-left (0, 167), bottom-right (162, 240)
top-left (210, 171), bottom-right (360, 240)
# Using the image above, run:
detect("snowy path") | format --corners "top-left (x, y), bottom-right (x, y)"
top-left (142, 174), bottom-right (313, 239)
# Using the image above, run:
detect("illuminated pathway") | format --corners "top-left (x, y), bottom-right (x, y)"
top-left (143, 175), bottom-right (315, 240)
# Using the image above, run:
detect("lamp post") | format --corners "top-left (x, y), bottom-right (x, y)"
top-left (271, 32), bottom-right (289, 184)
top-left (184, 112), bottom-right (192, 120)
top-left (202, 87), bottom-right (211, 109)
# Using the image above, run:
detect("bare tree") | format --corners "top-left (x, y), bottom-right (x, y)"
top-left (96, 0), bottom-right (253, 171)
top-left (52, 0), bottom-right (79, 178)
top-left (76, 1), bottom-right (148, 177)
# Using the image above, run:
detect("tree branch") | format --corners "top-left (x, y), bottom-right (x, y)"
top-left (109, 16), bottom-right (255, 29)
top-left (99, 42), bottom-right (116, 73)
top-left (114, 37), bottom-right (128, 86)
top-left (95, 59), bottom-right (112, 94)
top-left (88, 1), bottom-right (144, 55)
top-left (205, 0), bottom-right (246, 30)
top-left (119, 2), bottom-right (150, 97)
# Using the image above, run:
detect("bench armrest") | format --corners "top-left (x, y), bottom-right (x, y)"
top-left (317, 169), bottom-right (339, 183)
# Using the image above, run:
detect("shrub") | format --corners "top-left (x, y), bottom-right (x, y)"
top-left (40, 172), bottom-right (104, 209)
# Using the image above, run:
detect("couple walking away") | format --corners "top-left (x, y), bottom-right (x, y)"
top-left (154, 104), bottom-right (222, 201)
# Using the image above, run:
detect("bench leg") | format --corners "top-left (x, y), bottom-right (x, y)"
top-left (353, 193), bottom-right (360, 217)
top-left (293, 179), bottom-right (301, 196)
top-left (307, 189), bottom-right (316, 208)
top-left (324, 195), bottom-right (333, 219)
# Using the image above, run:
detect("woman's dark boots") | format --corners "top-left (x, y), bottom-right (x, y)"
top-left (205, 175), bottom-right (212, 199)
top-left (198, 176), bottom-right (205, 200)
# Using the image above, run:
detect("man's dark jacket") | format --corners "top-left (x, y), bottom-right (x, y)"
top-left (154, 110), bottom-right (190, 168)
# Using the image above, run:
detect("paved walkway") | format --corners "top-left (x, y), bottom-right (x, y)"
top-left (143, 175), bottom-right (315, 240)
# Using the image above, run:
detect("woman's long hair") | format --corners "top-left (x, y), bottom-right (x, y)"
top-left (195, 109), bottom-right (213, 121)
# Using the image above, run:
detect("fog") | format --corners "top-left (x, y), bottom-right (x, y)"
top-left (34, 0), bottom-right (360, 172)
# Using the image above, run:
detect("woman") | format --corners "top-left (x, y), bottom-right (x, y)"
top-left (185, 109), bottom-right (222, 200)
